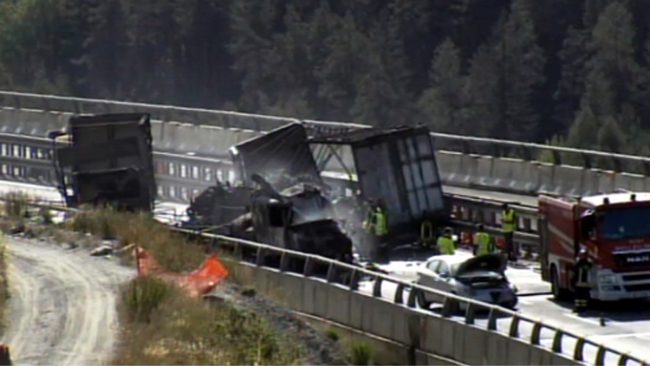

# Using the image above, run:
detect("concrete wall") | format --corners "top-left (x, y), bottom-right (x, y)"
top-left (226, 260), bottom-right (579, 366)
top-left (435, 151), bottom-right (650, 197)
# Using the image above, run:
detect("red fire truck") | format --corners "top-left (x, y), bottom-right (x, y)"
top-left (539, 192), bottom-right (650, 301)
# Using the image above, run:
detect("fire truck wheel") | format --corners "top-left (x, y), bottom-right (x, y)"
top-left (550, 266), bottom-right (568, 301)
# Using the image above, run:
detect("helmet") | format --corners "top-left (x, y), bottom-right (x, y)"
top-left (444, 227), bottom-right (453, 235)
top-left (578, 246), bottom-right (588, 257)
top-left (477, 223), bottom-right (484, 231)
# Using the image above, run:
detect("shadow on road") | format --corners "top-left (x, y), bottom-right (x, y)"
top-left (548, 296), bottom-right (650, 322)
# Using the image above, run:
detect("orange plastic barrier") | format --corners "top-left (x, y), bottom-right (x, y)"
top-left (135, 247), bottom-right (229, 297)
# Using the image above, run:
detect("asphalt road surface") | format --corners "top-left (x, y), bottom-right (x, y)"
top-left (1, 237), bottom-right (135, 365)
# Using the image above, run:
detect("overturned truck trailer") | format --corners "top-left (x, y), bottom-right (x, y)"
top-left (311, 125), bottom-right (448, 244)
top-left (49, 113), bottom-right (156, 211)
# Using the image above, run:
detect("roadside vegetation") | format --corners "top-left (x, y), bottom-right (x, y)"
top-left (0, 197), bottom-right (372, 364)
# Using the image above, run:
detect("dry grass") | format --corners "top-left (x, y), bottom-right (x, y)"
top-left (67, 208), bottom-right (205, 272)
top-left (113, 278), bottom-right (303, 365)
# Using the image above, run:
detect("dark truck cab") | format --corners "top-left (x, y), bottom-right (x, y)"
top-left (49, 113), bottom-right (155, 211)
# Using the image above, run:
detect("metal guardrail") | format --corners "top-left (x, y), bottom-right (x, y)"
top-left (174, 227), bottom-right (644, 366)
top-left (1, 90), bottom-right (650, 175)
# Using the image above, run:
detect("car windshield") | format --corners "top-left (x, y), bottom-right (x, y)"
top-left (602, 207), bottom-right (650, 240)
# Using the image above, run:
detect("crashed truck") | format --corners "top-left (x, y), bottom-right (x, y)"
top-left (309, 125), bottom-right (448, 256)
top-left (49, 113), bottom-right (156, 211)
top-left (185, 123), bottom-right (353, 262)
top-left (187, 122), bottom-right (447, 261)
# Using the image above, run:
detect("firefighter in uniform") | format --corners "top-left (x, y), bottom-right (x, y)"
top-left (502, 203), bottom-right (517, 261)
top-left (573, 247), bottom-right (592, 313)
top-left (437, 227), bottom-right (455, 255)
top-left (474, 224), bottom-right (495, 256)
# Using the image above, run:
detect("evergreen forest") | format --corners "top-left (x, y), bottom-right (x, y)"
top-left (1, 0), bottom-right (649, 154)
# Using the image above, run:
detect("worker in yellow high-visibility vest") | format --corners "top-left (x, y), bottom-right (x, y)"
top-left (502, 203), bottom-right (517, 261)
top-left (474, 224), bottom-right (495, 256)
top-left (437, 227), bottom-right (455, 255)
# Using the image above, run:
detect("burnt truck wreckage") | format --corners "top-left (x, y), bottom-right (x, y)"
top-left (49, 113), bottom-right (156, 211)
top-left (186, 123), bottom-right (353, 262)
top-left (187, 122), bottom-right (447, 261)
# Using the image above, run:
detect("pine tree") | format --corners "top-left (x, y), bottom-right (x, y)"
top-left (554, 26), bottom-right (588, 133)
top-left (587, 1), bottom-right (644, 118)
top-left (417, 38), bottom-right (464, 132)
top-left (464, 41), bottom-right (501, 137)
top-left (597, 115), bottom-right (626, 152)
top-left (317, 12), bottom-right (372, 120)
top-left (498, 0), bottom-right (546, 140)
top-left (465, 1), bottom-right (546, 140)
top-left (567, 105), bottom-right (599, 149)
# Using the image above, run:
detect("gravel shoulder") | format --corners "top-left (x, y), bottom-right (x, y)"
top-left (1, 237), bottom-right (135, 365)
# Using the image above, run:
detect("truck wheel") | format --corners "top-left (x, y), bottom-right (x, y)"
top-left (550, 266), bottom-right (568, 301)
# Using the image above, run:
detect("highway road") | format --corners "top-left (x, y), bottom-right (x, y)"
top-left (0, 179), bottom-right (648, 364)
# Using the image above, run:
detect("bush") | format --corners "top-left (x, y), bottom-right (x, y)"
top-left (123, 276), bottom-right (171, 323)
top-left (324, 328), bottom-right (340, 342)
top-left (349, 341), bottom-right (373, 365)
top-left (115, 282), bottom-right (302, 365)
top-left (4, 192), bottom-right (29, 218)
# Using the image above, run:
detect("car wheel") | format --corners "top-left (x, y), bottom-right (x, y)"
top-left (550, 266), bottom-right (568, 301)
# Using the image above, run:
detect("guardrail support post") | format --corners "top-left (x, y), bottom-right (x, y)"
top-left (279, 252), bottom-right (290, 272)
top-left (551, 330), bottom-right (563, 353)
top-left (594, 346), bottom-right (608, 366)
top-left (508, 315), bottom-right (520, 338)
top-left (255, 247), bottom-right (265, 266)
top-left (441, 297), bottom-right (456, 317)
top-left (233, 243), bottom-right (243, 260)
top-left (303, 257), bottom-right (314, 277)
top-left (348, 270), bottom-right (359, 291)
top-left (372, 276), bottom-right (383, 297)
top-left (530, 322), bottom-right (542, 345)
top-left (487, 308), bottom-right (498, 331)
top-left (617, 354), bottom-right (630, 366)
top-left (464, 303), bottom-right (476, 325)
top-left (326, 262), bottom-right (336, 283)
top-left (394, 283), bottom-right (405, 304)
top-left (573, 338), bottom-right (585, 362)
top-left (406, 287), bottom-right (417, 308)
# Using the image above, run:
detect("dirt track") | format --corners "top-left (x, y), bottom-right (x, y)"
top-left (1, 237), bottom-right (135, 365)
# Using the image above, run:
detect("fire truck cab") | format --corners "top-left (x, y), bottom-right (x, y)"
top-left (539, 192), bottom-right (650, 301)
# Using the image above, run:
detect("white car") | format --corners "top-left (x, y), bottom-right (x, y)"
top-left (415, 253), bottom-right (518, 310)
